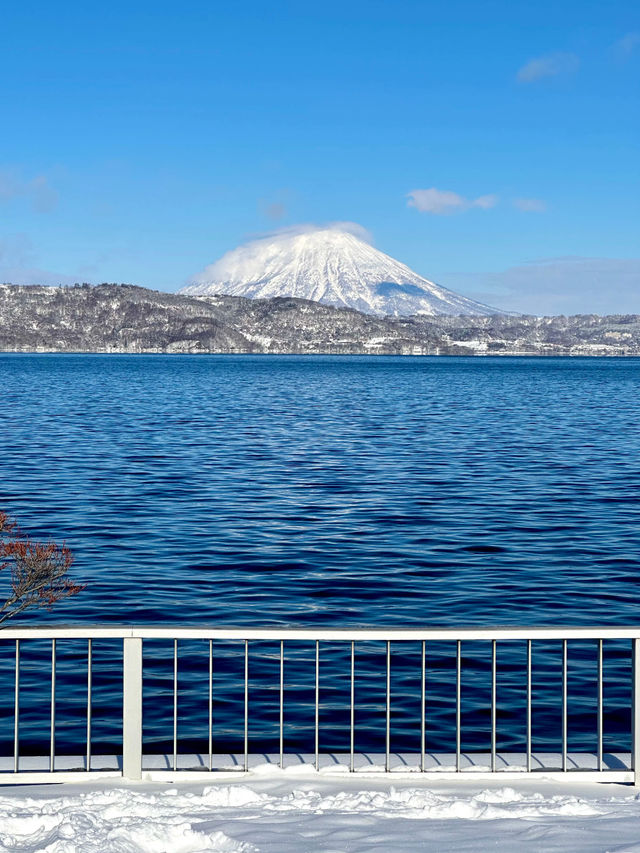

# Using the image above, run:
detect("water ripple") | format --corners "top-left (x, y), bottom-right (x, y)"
top-left (1, 354), bottom-right (639, 754)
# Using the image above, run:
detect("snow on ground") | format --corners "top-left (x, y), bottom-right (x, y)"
top-left (2, 766), bottom-right (640, 853)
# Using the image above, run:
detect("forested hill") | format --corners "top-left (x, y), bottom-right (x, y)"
top-left (1, 283), bottom-right (639, 356)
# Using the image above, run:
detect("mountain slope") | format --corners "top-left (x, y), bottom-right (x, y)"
top-left (180, 225), bottom-right (500, 317)
top-left (0, 284), bottom-right (256, 353)
top-left (2, 284), bottom-right (638, 356)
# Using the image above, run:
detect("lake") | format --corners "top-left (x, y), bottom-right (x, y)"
top-left (1, 354), bottom-right (639, 757)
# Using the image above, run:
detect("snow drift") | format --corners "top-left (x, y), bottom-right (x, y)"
top-left (3, 773), bottom-right (640, 853)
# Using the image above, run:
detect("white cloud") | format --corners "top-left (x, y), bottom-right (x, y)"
top-left (473, 194), bottom-right (498, 210)
top-left (0, 168), bottom-right (59, 213)
top-left (195, 222), bottom-right (375, 286)
top-left (29, 175), bottom-right (59, 213)
top-left (263, 202), bottom-right (286, 221)
top-left (514, 198), bottom-right (547, 213)
top-left (259, 221), bottom-right (374, 243)
top-left (614, 32), bottom-right (640, 59)
top-left (0, 265), bottom-right (77, 286)
top-left (444, 257), bottom-right (640, 316)
top-left (0, 233), bottom-right (35, 269)
top-left (517, 52), bottom-right (580, 83)
top-left (0, 233), bottom-right (79, 286)
top-left (407, 188), bottom-right (498, 215)
top-left (258, 188), bottom-right (294, 223)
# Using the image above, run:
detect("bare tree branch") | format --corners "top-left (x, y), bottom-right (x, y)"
top-left (0, 511), bottom-right (84, 625)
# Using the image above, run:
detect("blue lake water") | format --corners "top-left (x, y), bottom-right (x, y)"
top-left (1, 354), bottom-right (640, 757)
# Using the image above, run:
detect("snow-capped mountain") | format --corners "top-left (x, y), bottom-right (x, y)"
top-left (180, 224), bottom-right (500, 316)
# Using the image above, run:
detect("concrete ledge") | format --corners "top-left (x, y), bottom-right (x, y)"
top-left (0, 752), bottom-right (633, 785)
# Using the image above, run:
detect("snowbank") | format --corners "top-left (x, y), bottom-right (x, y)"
top-left (2, 766), bottom-right (640, 852)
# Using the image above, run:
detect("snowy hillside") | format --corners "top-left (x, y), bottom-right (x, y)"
top-left (180, 224), bottom-right (499, 317)
top-left (2, 284), bottom-right (640, 355)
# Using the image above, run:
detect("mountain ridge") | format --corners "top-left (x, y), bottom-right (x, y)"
top-left (1, 283), bottom-right (639, 356)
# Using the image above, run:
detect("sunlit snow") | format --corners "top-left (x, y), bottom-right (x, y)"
top-left (181, 224), bottom-right (499, 317)
top-left (3, 771), bottom-right (640, 853)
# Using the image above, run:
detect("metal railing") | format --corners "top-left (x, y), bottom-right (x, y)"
top-left (1, 625), bottom-right (639, 784)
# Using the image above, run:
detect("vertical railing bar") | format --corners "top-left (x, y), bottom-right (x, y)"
top-left (350, 641), bottom-right (355, 773)
top-left (13, 640), bottom-right (20, 774)
top-left (208, 639), bottom-right (213, 772)
top-left (315, 640), bottom-right (320, 772)
top-left (456, 640), bottom-right (461, 772)
top-left (173, 639), bottom-right (178, 772)
top-left (385, 640), bottom-right (391, 772)
top-left (86, 638), bottom-right (92, 771)
top-left (562, 639), bottom-right (567, 772)
top-left (526, 639), bottom-right (532, 773)
top-left (420, 640), bottom-right (425, 772)
top-left (597, 639), bottom-right (603, 772)
top-left (491, 639), bottom-right (496, 772)
top-left (122, 636), bottom-right (143, 780)
top-left (633, 638), bottom-right (640, 787)
top-left (279, 640), bottom-right (284, 769)
top-left (50, 639), bottom-right (56, 773)
top-left (14, 628), bottom-right (634, 781)
top-left (244, 640), bottom-right (249, 772)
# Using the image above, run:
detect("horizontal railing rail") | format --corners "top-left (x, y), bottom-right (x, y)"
top-left (1, 625), bottom-right (639, 785)
top-left (3, 626), bottom-right (640, 639)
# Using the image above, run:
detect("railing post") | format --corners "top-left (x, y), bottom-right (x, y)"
top-left (633, 638), bottom-right (640, 787)
top-left (123, 636), bottom-right (143, 780)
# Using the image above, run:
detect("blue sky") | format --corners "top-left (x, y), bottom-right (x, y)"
top-left (1, 0), bottom-right (638, 314)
